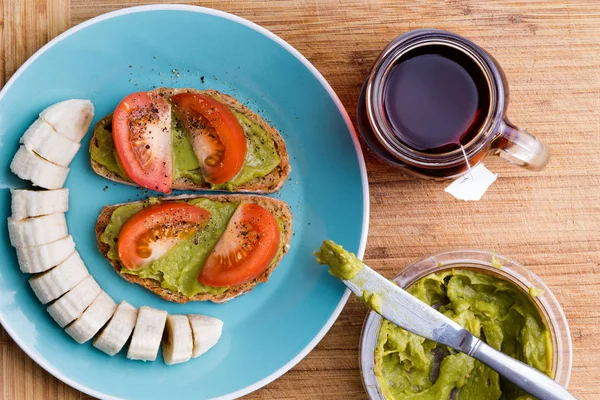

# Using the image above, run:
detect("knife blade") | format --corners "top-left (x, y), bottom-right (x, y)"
top-left (345, 264), bottom-right (473, 351)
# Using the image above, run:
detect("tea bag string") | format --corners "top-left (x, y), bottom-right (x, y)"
top-left (460, 144), bottom-right (474, 179)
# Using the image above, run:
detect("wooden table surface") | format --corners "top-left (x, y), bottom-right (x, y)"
top-left (1, 0), bottom-right (599, 399)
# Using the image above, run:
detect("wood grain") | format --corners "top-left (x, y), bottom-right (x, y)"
top-left (2, 0), bottom-right (600, 399)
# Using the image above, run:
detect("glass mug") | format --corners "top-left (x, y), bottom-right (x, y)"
top-left (357, 29), bottom-right (550, 179)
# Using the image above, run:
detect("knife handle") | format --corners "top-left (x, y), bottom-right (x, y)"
top-left (470, 341), bottom-right (577, 400)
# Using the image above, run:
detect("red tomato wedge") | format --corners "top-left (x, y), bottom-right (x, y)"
top-left (170, 93), bottom-right (246, 184)
top-left (113, 91), bottom-right (173, 193)
top-left (118, 202), bottom-right (211, 271)
top-left (199, 203), bottom-right (280, 287)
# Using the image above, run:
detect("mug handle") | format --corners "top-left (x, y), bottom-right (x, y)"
top-left (491, 120), bottom-right (550, 171)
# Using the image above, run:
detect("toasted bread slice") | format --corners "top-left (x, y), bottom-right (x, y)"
top-left (89, 88), bottom-right (291, 193)
top-left (95, 194), bottom-right (292, 304)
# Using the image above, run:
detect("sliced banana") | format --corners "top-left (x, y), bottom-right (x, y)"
top-left (65, 291), bottom-right (117, 344)
top-left (93, 301), bottom-right (138, 356)
top-left (39, 99), bottom-right (94, 143)
top-left (47, 275), bottom-right (101, 327)
top-left (8, 212), bottom-right (68, 247)
top-left (10, 146), bottom-right (69, 189)
top-left (127, 306), bottom-right (168, 362)
top-left (162, 315), bottom-right (193, 365)
top-left (15, 235), bottom-right (75, 274)
top-left (29, 251), bottom-right (89, 304)
top-left (20, 119), bottom-right (80, 167)
top-left (188, 315), bottom-right (224, 358)
top-left (11, 188), bottom-right (69, 221)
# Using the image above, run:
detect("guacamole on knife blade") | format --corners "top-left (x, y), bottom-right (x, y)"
top-left (313, 240), bottom-right (364, 280)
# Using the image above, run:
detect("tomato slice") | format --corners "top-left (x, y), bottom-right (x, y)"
top-left (113, 91), bottom-right (173, 193)
top-left (118, 202), bottom-right (211, 270)
top-left (170, 93), bottom-right (246, 184)
top-left (199, 203), bottom-right (280, 287)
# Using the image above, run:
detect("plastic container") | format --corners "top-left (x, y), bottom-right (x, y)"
top-left (359, 249), bottom-right (572, 399)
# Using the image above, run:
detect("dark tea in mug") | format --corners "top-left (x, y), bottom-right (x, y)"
top-left (383, 45), bottom-right (490, 154)
top-left (358, 29), bottom-right (550, 180)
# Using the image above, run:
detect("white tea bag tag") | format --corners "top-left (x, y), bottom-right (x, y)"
top-left (445, 164), bottom-right (497, 201)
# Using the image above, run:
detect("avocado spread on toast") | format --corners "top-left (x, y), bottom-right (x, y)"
top-left (90, 112), bottom-right (280, 190)
top-left (100, 198), bottom-right (284, 298)
top-left (374, 269), bottom-right (553, 400)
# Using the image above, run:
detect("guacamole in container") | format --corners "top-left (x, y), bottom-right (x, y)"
top-left (359, 250), bottom-right (572, 400)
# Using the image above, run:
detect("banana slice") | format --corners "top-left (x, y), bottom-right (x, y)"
top-left (16, 235), bottom-right (75, 274)
top-left (93, 301), bottom-right (138, 356)
top-left (47, 276), bottom-right (101, 327)
top-left (10, 146), bottom-right (69, 189)
top-left (29, 251), bottom-right (89, 304)
top-left (65, 291), bottom-right (117, 344)
top-left (11, 188), bottom-right (69, 221)
top-left (127, 306), bottom-right (168, 362)
top-left (8, 213), bottom-right (68, 247)
top-left (20, 119), bottom-right (80, 167)
top-left (187, 315), bottom-right (224, 358)
top-left (39, 99), bottom-right (94, 143)
top-left (162, 315), bottom-right (193, 365)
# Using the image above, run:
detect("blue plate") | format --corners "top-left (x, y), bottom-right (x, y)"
top-left (0, 5), bottom-right (368, 400)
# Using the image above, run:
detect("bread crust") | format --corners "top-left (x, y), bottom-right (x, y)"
top-left (95, 194), bottom-right (292, 304)
top-left (89, 88), bottom-right (291, 193)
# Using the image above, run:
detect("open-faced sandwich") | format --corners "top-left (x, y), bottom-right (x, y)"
top-left (90, 88), bottom-right (290, 193)
top-left (95, 194), bottom-right (292, 303)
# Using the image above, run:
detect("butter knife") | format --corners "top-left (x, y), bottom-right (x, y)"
top-left (343, 264), bottom-right (577, 400)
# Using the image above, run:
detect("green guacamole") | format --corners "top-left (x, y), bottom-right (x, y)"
top-left (90, 111), bottom-right (280, 190)
top-left (100, 198), bottom-right (237, 296)
top-left (313, 240), bottom-right (364, 280)
top-left (212, 113), bottom-right (281, 191)
top-left (375, 269), bottom-right (553, 400)
top-left (89, 117), bottom-right (128, 180)
top-left (172, 117), bottom-right (203, 184)
top-left (363, 291), bottom-right (383, 314)
top-left (313, 241), bottom-right (381, 313)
